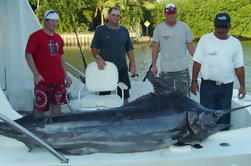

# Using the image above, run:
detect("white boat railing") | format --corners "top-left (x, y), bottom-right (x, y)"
top-left (0, 113), bottom-right (69, 163)
top-left (65, 61), bottom-right (85, 78)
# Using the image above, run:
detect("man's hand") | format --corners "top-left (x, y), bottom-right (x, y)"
top-left (65, 74), bottom-right (72, 88)
top-left (96, 56), bottom-right (106, 70)
top-left (129, 62), bottom-right (136, 75)
top-left (151, 65), bottom-right (158, 76)
top-left (190, 82), bottom-right (199, 95)
top-left (238, 86), bottom-right (246, 99)
top-left (186, 42), bottom-right (195, 56)
top-left (235, 67), bottom-right (245, 100)
top-left (34, 74), bottom-right (44, 85)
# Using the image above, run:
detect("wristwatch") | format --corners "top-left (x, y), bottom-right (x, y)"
top-left (191, 80), bottom-right (197, 83)
top-left (95, 54), bottom-right (100, 59)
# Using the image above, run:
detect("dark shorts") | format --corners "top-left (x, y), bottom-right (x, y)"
top-left (100, 69), bottom-right (131, 99)
top-left (34, 79), bottom-right (69, 112)
top-left (117, 69), bottom-right (131, 99)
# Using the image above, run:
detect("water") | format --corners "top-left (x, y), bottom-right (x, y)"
top-left (64, 41), bottom-right (251, 93)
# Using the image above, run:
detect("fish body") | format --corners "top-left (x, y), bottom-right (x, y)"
top-left (0, 73), bottom-right (249, 155)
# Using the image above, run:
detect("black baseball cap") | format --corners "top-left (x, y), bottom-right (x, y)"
top-left (214, 13), bottom-right (231, 27)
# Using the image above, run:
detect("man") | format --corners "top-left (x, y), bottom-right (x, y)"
top-left (25, 10), bottom-right (71, 117)
top-left (91, 7), bottom-right (136, 104)
top-left (151, 3), bottom-right (195, 95)
top-left (190, 13), bottom-right (245, 128)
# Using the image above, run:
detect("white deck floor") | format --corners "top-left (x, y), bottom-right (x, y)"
top-left (0, 126), bottom-right (251, 166)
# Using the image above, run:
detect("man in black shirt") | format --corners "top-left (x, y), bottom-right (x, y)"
top-left (91, 7), bottom-right (136, 104)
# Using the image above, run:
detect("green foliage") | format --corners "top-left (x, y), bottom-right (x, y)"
top-left (28, 0), bottom-right (251, 38)
top-left (149, 0), bottom-right (251, 38)
top-left (30, 0), bottom-right (96, 33)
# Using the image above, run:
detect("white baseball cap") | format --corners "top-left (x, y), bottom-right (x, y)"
top-left (44, 10), bottom-right (59, 20)
top-left (164, 3), bottom-right (177, 14)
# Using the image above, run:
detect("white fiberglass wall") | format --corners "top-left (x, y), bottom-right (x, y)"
top-left (0, 0), bottom-right (41, 111)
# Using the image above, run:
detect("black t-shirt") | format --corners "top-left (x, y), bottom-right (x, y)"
top-left (91, 25), bottom-right (134, 71)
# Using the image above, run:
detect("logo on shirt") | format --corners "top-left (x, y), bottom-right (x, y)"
top-left (163, 35), bottom-right (170, 40)
top-left (48, 40), bottom-right (59, 56)
top-left (105, 35), bottom-right (111, 39)
top-left (209, 51), bottom-right (217, 56)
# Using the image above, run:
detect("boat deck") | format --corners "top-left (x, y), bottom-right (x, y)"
top-left (1, 127), bottom-right (251, 166)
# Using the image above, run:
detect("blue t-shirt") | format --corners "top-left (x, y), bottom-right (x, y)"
top-left (91, 25), bottom-right (134, 71)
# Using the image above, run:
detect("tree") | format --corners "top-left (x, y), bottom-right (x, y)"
top-left (93, 0), bottom-right (116, 25)
top-left (27, 0), bottom-right (251, 38)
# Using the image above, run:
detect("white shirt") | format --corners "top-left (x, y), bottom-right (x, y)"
top-left (193, 33), bottom-right (244, 84)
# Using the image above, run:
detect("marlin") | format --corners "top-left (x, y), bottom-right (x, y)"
top-left (0, 73), bottom-right (249, 155)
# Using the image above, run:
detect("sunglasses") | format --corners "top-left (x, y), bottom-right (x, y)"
top-left (215, 25), bottom-right (229, 29)
top-left (165, 9), bottom-right (177, 15)
top-left (111, 14), bottom-right (120, 17)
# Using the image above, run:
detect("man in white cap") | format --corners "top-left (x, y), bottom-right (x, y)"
top-left (25, 10), bottom-right (71, 117)
top-left (151, 3), bottom-right (195, 95)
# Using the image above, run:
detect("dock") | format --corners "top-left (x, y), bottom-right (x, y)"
top-left (60, 33), bottom-right (151, 47)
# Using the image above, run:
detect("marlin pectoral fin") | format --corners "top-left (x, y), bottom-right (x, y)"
top-left (210, 124), bottom-right (231, 133)
top-left (22, 141), bottom-right (37, 152)
top-left (195, 124), bottom-right (231, 141)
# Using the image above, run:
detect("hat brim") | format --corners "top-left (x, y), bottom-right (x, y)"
top-left (44, 12), bottom-right (59, 21)
top-left (214, 21), bottom-right (230, 26)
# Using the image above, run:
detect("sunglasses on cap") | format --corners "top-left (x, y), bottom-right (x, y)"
top-left (164, 4), bottom-right (177, 15)
top-left (165, 9), bottom-right (177, 15)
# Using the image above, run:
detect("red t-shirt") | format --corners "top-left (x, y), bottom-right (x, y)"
top-left (26, 29), bottom-right (65, 84)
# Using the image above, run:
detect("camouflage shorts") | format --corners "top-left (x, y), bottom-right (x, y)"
top-left (159, 68), bottom-right (190, 96)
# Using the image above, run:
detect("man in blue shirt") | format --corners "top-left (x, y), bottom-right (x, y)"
top-left (91, 7), bottom-right (136, 104)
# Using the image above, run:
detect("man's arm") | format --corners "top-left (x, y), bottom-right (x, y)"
top-left (60, 54), bottom-right (69, 76)
top-left (190, 61), bottom-right (201, 95)
top-left (91, 47), bottom-right (99, 58)
top-left (127, 50), bottom-right (136, 75)
top-left (91, 27), bottom-right (106, 70)
top-left (151, 41), bottom-right (160, 75)
top-left (235, 66), bottom-right (246, 99)
top-left (25, 53), bottom-right (38, 75)
top-left (25, 53), bottom-right (44, 84)
top-left (91, 48), bottom-right (106, 70)
top-left (60, 54), bottom-right (72, 86)
top-left (186, 42), bottom-right (195, 56)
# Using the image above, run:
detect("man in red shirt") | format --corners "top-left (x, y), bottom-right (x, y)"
top-left (25, 10), bottom-right (71, 117)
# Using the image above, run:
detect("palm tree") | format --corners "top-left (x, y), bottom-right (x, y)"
top-left (94, 0), bottom-right (116, 25)
top-left (117, 0), bottom-right (156, 36)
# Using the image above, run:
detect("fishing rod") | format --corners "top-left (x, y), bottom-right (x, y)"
top-left (238, 18), bottom-right (251, 37)
top-left (65, 0), bottom-right (87, 69)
